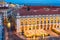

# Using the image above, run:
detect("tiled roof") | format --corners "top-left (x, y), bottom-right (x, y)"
top-left (17, 6), bottom-right (60, 16)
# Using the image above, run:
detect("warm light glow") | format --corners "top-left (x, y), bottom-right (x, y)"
top-left (42, 17), bottom-right (44, 24)
top-left (50, 17), bottom-right (53, 23)
top-left (56, 17), bottom-right (59, 23)
top-left (7, 22), bottom-right (11, 28)
top-left (19, 16), bottom-right (60, 37)
top-left (46, 17), bottom-right (48, 24)
top-left (10, 4), bottom-right (16, 7)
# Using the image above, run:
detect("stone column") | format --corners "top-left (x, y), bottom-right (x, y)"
top-left (59, 16), bottom-right (60, 28)
top-left (53, 16), bottom-right (56, 29)
top-left (56, 16), bottom-right (58, 28)
top-left (3, 11), bottom-right (8, 27)
top-left (42, 18), bottom-right (44, 30)
top-left (39, 18), bottom-right (41, 29)
top-left (53, 17), bottom-right (54, 29)
top-left (46, 17), bottom-right (48, 30)
top-left (16, 13), bottom-right (20, 33)
top-left (59, 21), bottom-right (60, 28)
top-left (3, 11), bottom-right (7, 19)
top-left (3, 11), bottom-right (9, 40)
top-left (27, 25), bottom-right (29, 30)
top-left (49, 17), bottom-right (51, 30)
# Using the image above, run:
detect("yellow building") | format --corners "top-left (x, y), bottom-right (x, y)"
top-left (15, 6), bottom-right (60, 38)
top-left (16, 14), bottom-right (60, 37)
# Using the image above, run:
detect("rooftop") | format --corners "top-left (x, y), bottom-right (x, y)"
top-left (16, 6), bottom-right (60, 16)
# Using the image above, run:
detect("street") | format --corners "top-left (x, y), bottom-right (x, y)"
top-left (8, 32), bottom-right (24, 40)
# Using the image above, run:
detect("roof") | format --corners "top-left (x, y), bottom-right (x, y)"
top-left (16, 6), bottom-right (60, 16)
top-left (0, 7), bottom-right (9, 9)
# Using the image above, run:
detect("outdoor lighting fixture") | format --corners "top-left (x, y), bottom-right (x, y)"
top-left (7, 22), bottom-right (11, 28)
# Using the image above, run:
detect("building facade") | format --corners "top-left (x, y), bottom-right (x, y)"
top-left (16, 6), bottom-right (60, 37)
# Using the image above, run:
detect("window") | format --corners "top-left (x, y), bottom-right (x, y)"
top-left (44, 21), bottom-right (46, 24)
top-left (21, 22), bottom-right (23, 25)
top-left (37, 21), bottom-right (39, 24)
top-left (51, 20), bottom-right (53, 23)
top-left (58, 20), bottom-right (59, 23)
top-left (25, 22), bottom-right (27, 25)
top-left (41, 25), bottom-right (42, 29)
top-left (46, 17), bottom-right (48, 24)
top-left (41, 21), bottom-right (42, 24)
top-left (29, 27), bottom-right (31, 30)
top-left (54, 25), bottom-right (56, 28)
top-left (48, 20), bottom-right (49, 23)
top-left (33, 26), bottom-right (35, 29)
top-left (47, 25), bottom-right (49, 30)
top-left (55, 20), bottom-right (56, 23)
top-left (36, 25), bottom-right (39, 29)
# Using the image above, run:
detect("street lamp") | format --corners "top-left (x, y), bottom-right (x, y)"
top-left (7, 22), bottom-right (11, 29)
